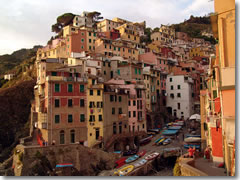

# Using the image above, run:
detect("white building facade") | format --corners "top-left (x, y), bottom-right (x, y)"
top-left (166, 75), bottom-right (194, 120)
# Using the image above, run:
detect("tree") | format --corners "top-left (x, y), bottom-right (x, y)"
top-left (87, 11), bottom-right (103, 29)
top-left (51, 13), bottom-right (76, 34)
top-left (153, 27), bottom-right (160, 32)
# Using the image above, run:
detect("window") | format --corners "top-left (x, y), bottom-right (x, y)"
top-left (133, 111), bottom-right (136, 117)
top-left (70, 130), bottom-right (75, 143)
top-left (97, 90), bottom-right (101, 96)
top-left (171, 85), bottom-right (174, 90)
top-left (81, 38), bottom-right (84, 42)
top-left (80, 99), bottom-right (84, 107)
top-left (89, 115), bottom-right (95, 122)
top-left (55, 99), bottom-right (60, 108)
top-left (90, 90), bottom-right (93, 96)
top-left (192, 93), bottom-right (195, 97)
top-left (110, 95), bottom-right (114, 102)
top-left (135, 68), bottom-right (138, 74)
top-left (138, 69), bottom-right (141, 75)
top-left (119, 108), bottom-right (122, 114)
top-left (89, 32), bottom-right (91, 36)
top-left (178, 103), bottom-right (181, 110)
top-left (170, 93), bottom-right (174, 98)
top-left (117, 69), bottom-right (120, 75)
top-left (52, 72), bottom-right (57, 76)
top-left (80, 114), bottom-right (85, 122)
top-left (99, 115), bottom-right (102, 121)
top-left (118, 47), bottom-right (120, 51)
top-left (60, 130), bottom-right (65, 144)
top-left (178, 85), bottom-right (181, 89)
top-left (68, 84), bottom-right (73, 92)
top-left (89, 46), bottom-right (91, 50)
top-left (105, 44), bottom-right (107, 49)
top-left (80, 84), bottom-right (84, 92)
top-left (142, 124), bottom-right (145, 129)
top-left (128, 101), bottom-right (131, 106)
top-left (112, 108), bottom-right (115, 114)
top-left (133, 100), bottom-right (136, 106)
top-left (177, 93), bottom-right (181, 98)
top-left (170, 78), bottom-right (172, 82)
top-left (68, 114), bottom-right (73, 123)
top-left (119, 96), bottom-right (122, 102)
top-left (55, 84), bottom-right (60, 92)
top-left (55, 115), bottom-right (60, 124)
top-left (129, 111), bottom-right (131, 117)
top-left (68, 99), bottom-right (73, 107)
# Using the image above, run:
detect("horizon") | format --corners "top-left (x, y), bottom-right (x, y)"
top-left (0, 0), bottom-right (215, 55)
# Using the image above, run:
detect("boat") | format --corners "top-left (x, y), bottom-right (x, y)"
top-left (133, 159), bottom-right (147, 168)
top-left (123, 149), bottom-right (138, 156)
top-left (115, 157), bottom-right (127, 168)
top-left (115, 165), bottom-right (135, 176)
top-left (137, 150), bottom-right (146, 157)
top-left (152, 137), bottom-right (163, 146)
top-left (163, 138), bottom-right (172, 145)
top-left (125, 155), bottom-right (139, 163)
top-left (139, 135), bottom-right (153, 145)
top-left (145, 152), bottom-right (159, 160)
top-left (186, 134), bottom-right (201, 138)
top-left (147, 129), bottom-right (160, 134)
top-left (56, 163), bottom-right (73, 168)
top-left (184, 137), bottom-right (201, 143)
top-left (184, 144), bottom-right (200, 149)
top-left (156, 138), bottom-right (166, 146)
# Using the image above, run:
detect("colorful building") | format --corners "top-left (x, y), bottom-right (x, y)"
top-left (87, 76), bottom-right (104, 148)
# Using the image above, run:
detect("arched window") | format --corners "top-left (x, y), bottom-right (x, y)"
top-left (60, 130), bottom-right (65, 144)
top-left (70, 130), bottom-right (75, 143)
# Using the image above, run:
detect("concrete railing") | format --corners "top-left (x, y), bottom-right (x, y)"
top-left (179, 154), bottom-right (208, 176)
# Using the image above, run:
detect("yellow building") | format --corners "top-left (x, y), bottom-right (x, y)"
top-left (87, 76), bottom-right (104, 148)
top-left (189, 47), bottom-right (204, 57)
top-left (116, 23), bottom-right (140, 43)
top-left (147, 43), bottom-right (161, 53)
top-left (97, 19), bottom-right (121, 32)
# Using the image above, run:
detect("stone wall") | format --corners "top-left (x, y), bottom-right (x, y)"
top-left (13, 144), bottom-right (118, 176)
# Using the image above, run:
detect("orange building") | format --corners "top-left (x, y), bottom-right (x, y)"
top-left (209, 0), bottom-right (235, 175)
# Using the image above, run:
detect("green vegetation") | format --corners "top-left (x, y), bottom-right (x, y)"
top-left (171, 15), bottom-right (216, 44)
top-left (140, 27), bottom-right (152, 44)
top-left (0, 46), bottom-right (40, 77)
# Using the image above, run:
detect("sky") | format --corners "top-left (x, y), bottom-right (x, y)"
top-left (0, 0), bottom-right (215, 55)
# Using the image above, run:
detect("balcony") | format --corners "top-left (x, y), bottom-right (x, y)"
top-left (138, 117), bottom-right (144, 122)
top-left (46, 76), bottom-right (65, 81)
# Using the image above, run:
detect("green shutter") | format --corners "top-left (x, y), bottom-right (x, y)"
top-left (68, 84), bottom-right (73, 92)
top-left (138, 69), bottom-right (141, 75)
top-left (135, 68), bottom-right (138, 74)
top-left (68, 114), bottom-right (73, 123)
top-left (52, 72), bottom-right (57, 76)
top-left (55, 115), bottom-right (60, 123)
top-left (117, 69), bottom-right (120, 75)
top-left (80, 85), bottom-right (84, 92)
top-left (80, 114), bottom-right (85, 122)
top-left (55, 84), bottom-right (60, 92)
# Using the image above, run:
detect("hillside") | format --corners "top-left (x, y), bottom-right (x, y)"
top-left (0, 80), bottom-right (36, 162)
top-left (0, 45), bottom-right (42, 77)
top-left (171, 15), bottom-right (216, 44)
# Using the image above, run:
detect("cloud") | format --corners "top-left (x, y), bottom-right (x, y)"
top-left (0, 0), bottom-right (214, 55)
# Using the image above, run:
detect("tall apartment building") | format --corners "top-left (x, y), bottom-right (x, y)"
top-left (166, 75), bottom-right (194, 120)
top-left (31, 59), bottom-right (88, 146)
